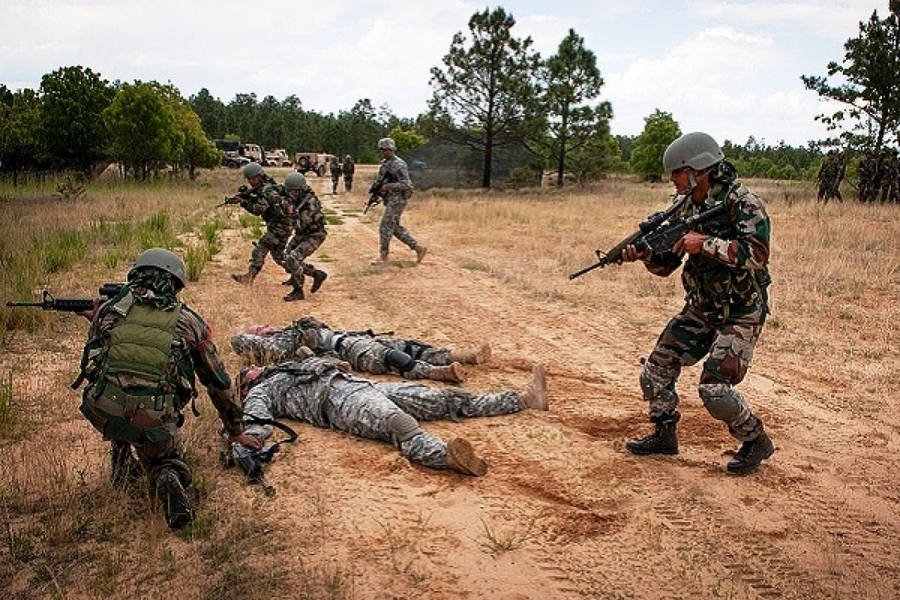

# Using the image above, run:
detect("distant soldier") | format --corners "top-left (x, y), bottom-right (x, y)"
top-left (816, 150), bottom-right (843, 204)
top-left (342, 154), bottom-right (355, 192)
top-left (237, 357), bottom-right (549, 477)
top-left (858, 151), bottom-right (877, 203)
top-left (281, 172), bottom-right (328, 301)
top-left (228, 163), bottom-right (296, 286)
top-left (879, 148), bottom-right (898, 204)
top-left (371, 137), bottom-right (427, 264)
top-left (74, 249), bottom-right (256, 529)
top-left (329, 156), bottom-right (342, 194)
top-left (229, 316), bottom-right (487, 383)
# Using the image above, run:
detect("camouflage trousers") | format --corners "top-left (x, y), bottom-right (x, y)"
top-left (331, 175), bottom-right (340, 193)
top-left (249, 231), bottom-right (295, 277)
top-left (284, 232), bottom-right (326, 277)
top-left (379, 196), bottom-right (417, 255)
top-left (640, 303), bottom-right (765, 441)
top-left (375, 338), bottom-right (453, 366)
top-left (340, 337), bottom-right (443, 381)
top-left (343, 175), bottom-right (353, 192)
top-left (323, 380), bottom-right (520, 469)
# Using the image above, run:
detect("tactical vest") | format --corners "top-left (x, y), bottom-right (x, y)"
top-left (681, 183), bottom-right (771, 320)
top-left (76, 294), bottom-right (196, 412)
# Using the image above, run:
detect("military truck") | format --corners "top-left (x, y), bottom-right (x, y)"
top-left (294, 153), bottom-right (336, 177)
top-left (265, 148), bottom-right (293, 167)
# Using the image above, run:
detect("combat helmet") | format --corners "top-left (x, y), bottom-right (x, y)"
top-left (662, 132), bottom-right (724, 172)
top-left (284, 172), bottom-right (307, 191)
top-left (377, 138), bottom-right (397, 151)
top-left (130, 248), bottom-right (186, 288)
top-left (242, 162), bottom-right (265, 179)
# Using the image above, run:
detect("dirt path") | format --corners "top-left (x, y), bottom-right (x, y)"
top-left (188, 177), bottom-right (900, 599)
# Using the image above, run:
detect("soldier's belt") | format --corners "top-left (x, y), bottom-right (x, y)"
top-left (95, 382), bottom-right (178, 415)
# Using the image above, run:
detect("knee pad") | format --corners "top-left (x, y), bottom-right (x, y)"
top-left (385, 349), bottom-right (416, 373)
top-left (387, 412), bottom-right (422, 443)
top-left (698, 383), bottom-right (745, 422)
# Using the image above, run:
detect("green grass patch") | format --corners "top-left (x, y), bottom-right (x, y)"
top-left (35, 229), bottom-right (88, 273)
top-left (238, 213), bottom-right (262, 229)
top-left (325, 214), bottom-right (344, 226)
top-left (316, 253), bottom-right (336, 263)
top-left (185, 243), bottom-right (210, 282)
top-left (0, 371), bottom-right (18, 435)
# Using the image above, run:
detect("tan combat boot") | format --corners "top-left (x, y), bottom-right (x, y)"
top-left (446, 438), bottom-right (487, 476)
top-left (518, 364), bottom-right (548, 411)
top-left (370, 251), bottom-right (388, 265)
top-left (450, 343), bottom-right (492, 365)
top-left (414, 245), bottom-right (428, 264)
top-left (428, 362), bottom-right (468, 384)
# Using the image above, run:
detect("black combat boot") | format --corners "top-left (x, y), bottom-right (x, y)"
top-left (626, 412), bottom-right (680, 456)
top-left (727, 431), bottom-right (774, 474)
top-left (281, 277), bottom-right (294, 286)
top-left (110, 440), bottom-right (143, 489)
top-left (152, 467), bottom-right (194, 529)
top-left (283, 286), bottom-right (305, 302)
top-left (310, 269), bottom-right (327, 293)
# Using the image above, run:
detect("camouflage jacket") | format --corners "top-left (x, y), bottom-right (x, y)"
top-left (644, 181), bottom-right (771, 321)
top-left (83, 287), bottom-right (244, 435)
top-left (376, 155), bottom-right (413, 199)
top-left (342, 160), bottom-right (355, 176)
top-left (330, 163), bottom-right (342, 178)
top-left (241, 183), bottom-right (296, 239)
top-left (290, 185), bottom-right (326, 237)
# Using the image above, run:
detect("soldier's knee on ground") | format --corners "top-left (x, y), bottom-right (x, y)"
top-left (385, 349), bottom-right (416, 373)
top-left (698, 382), bottom-right (748, 422)
top-left (387, 412), bottom-right (423, 445)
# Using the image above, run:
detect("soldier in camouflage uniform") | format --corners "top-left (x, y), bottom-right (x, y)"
top-left (329, 156), bottom-right (342, 194)
top-left (228, 163), bottom-right (297, 286)
top-left (620, 132), bottom-right (774, 474)
top-left (342, 154), bottom-right (355, 192)
top-left (74, 249), bottom-right (256, 529)
top-left (236, 357), bottom-right (548, 476)
top-left (281, 172), bottom-right (328, 301)
top-left (816, 150), bottom-right (844, 204)
top-left (371, 138), bottom-right (427, 264)
top-left (879, 148), bottom-right (898, 204)
top-left (229, 316), bottom-right (489, 383)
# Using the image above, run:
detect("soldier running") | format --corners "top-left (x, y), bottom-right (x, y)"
top-left (281, 172), bottom-right (328, 301)
top-left (371, 137), bottom-right (427, 264)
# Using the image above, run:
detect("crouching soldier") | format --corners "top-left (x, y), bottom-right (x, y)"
top-left (74, 249), bottom-right (257, 529)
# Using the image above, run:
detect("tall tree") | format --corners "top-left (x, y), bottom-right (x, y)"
top-left (801, 5), bottom-right (900, 150)
top-left (0, 89), bottom-right (43, 184)
top-left (531, 29), bottom-right (612, 186)
top-left (189, 88), bottom-right (227, 139)
top-left (39, 65), bottom-right (114, 174)
top-left (629, 109), bottom-right (681, 181)
top-left (428, 7), bottom-right (541, 188)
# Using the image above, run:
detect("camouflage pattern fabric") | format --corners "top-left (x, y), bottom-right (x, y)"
top-left (240, 183), bottom-right (296, 275)
top-left (284, 186), bottom-right (327, 276)
top-left (330, 162), bottom-right (342, 193)
top-left (816, 152), bottom-right (844, 203)
top-left (374, 338), bottom-right (452, 366)
top-left (376, 155), bottom-right (417, 255)
top-left (342, 158), bottom-right (355, 191)
top-left (241, 359), bottom-right (521, 469)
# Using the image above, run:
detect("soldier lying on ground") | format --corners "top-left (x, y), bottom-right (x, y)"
top-left (237, 355), bottom-right (548, 476)
top-left (230, 316), bottom-right (491, 384)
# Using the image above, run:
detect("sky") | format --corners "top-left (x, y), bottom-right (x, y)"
top-left (0, 0), bottom-right (886, 147)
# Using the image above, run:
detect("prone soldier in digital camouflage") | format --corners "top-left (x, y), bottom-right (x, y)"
top-left (371, 137), bottom-right (427, 264)
top-left (74, 249), bottom-right (257, 529)
top-left (229, 162), bottom-right (296, 286)
top-left (619, 132), bottom-right (774, 474)
top-left (342, 154), bottom-right (355, 192)
top-left (281, 172), bottom-right (328, 301)
top-left (230, 316), bottom-right (489, 383)
top-left (237, 356), bottom-right (548, 476)
top-left (329, 156), bottom-right (342, 194)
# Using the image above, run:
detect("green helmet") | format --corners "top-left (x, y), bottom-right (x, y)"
top-left (132, 248), bottom-right (186, 287)
top-left (377, 137), bottom-right (397, 151)
top-left (662, 132), bottom-right (724, 172)
top-left (242, 162), bottom-right (265, 179)
top-left (284, 172), bottom-right (307, 191)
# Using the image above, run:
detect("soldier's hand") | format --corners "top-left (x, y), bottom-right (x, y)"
top-left (230, 432), bottom-right (262, 450)
top-left (619, 244), bottom-right (650, 263)
top-left (673, 231), bottom-right (707, 255)
top-left (75, 298), bottom-right (100, 322)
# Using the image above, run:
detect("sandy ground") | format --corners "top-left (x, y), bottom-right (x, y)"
top-left (3, 169), bottom-right (899, 599)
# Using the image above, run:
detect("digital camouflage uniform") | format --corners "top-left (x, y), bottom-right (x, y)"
top-left (330, 159), bottom-right (342, 194)
top-left (375, 154), bottom-right (419, 258)
top-left (284, 184), bottom-right (327, 280)
top-left (77, 270), bottom-right (244, 485)
top-left (342, 156), bottom-right (355, 192)
top-left (238, 177), bottom-right (296, 278)
top-left (816, 151), bottom-right (843, 203)
top-left (230, 318), bottom-right (457, 382)
top-left (241, 357), bottom-right (522, 470)
top-left (639, 179), bottom-right (771, 442)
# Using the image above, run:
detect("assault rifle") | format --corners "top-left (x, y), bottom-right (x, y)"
top-left (341, 329), bottom-right (394, 338)
top-left (364, 170), bottom-right (394, 214)
top-left (217, 184), bottom-right (251, 207)
top-left (220, 417), bottom-right (298, 497)
top-left (6, 283), bottom-right (124, 312)
top-left (569, 195), bottom-right (730, 279)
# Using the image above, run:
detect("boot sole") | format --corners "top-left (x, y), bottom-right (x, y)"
top-left (447, 438), bottom-right (487, 476)
top-left (156, 470), bottom-right (194, 529)
top-left (625, 442), bottom-right (679, 456)
top-left (726, 444), bottom-right (775, 474)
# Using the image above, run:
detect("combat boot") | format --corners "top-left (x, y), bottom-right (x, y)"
top-left (414, 245), bottom-right (428, 264)
top-left (518, 364), bottom-right (548, 411)
top-left (110, 440), bottom-right (143, 489)
top-left (626, 412), bottom-right (680, 456)
top-left (450, 343), bottom-right (492, 365)
top-left (446, 438), bottom-right (487, 476)
top-left (283, 286), bottom-right (305, 302)
top-left (727, 431), bottom-right (774, 474)
top-left (281, 277), bottom-right (294, 286)
top-left (152, 467), bottom-right (194, 529)
top-left (231, 271), bottom-right (256, 285)
top-left (370, 252), bottom-right (388, 265)
top-left (428, 362), bottom-right (467, 383)
top-left (310, 269), bottom-right (328, 293)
